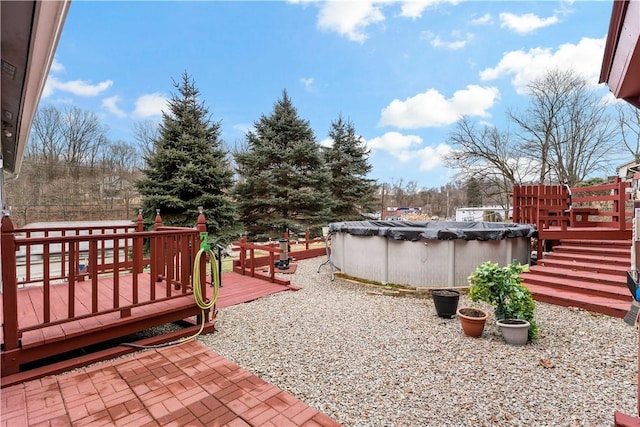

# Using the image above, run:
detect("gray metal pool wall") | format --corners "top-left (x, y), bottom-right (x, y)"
top-left (331, 225), bottom-right (532, 288)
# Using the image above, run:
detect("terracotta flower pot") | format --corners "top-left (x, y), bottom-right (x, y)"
top-left (431, 289), bottom-right (460, 318)
top-left (496, 319), bottom-right (530, 346)
top-left (457, 307), bottom-right (488, 338)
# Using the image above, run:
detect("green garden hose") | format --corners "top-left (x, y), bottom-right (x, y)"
top-left (122, 237), bottom-right (220, 349)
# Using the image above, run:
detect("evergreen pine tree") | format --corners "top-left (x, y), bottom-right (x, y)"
top-left (466, 177), bottom-right (482, 207)
top-left (323, 115), bottom-right (377, 221)
top-left (233, 90), bottom-right (333, 239)
top-left (135, 72), bottom-right (238, 243)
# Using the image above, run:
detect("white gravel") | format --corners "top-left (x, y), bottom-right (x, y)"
top-left (199, 258), bottom-right (639, 427)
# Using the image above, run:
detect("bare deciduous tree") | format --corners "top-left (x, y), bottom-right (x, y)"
top-left (60, 106), bottom-right (108, 180)
top-left (27, 105), bottom-right (64, 181)
top-left (6, 105), bottom-right (142, 225)
top-left (133, 120), bottom-right (159, 160)
top-left (510, 69), bottom-right (616, 186)
top-left (447, 69), bottom-right (618, 210)
top-left (444, 117), bottom-right (535, 209)
top-left (617, 103), bottom-right (640, 162)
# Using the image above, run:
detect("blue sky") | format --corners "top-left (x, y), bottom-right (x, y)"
top-left (41, 0), bottom-right (616, 189)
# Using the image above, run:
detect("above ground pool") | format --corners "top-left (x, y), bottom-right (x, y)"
top-left (328, 221), bottom-right (536, 288)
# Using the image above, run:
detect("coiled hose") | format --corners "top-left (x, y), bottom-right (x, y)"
top-left (122, 247), bottom-right (220, 349)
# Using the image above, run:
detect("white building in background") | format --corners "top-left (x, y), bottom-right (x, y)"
top-left (455, 206), bottom-right (511, 222)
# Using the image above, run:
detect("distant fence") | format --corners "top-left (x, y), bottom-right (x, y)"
top-left (8, 203), bottom-right (141, 228)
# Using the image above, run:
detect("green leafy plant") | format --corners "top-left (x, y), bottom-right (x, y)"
top-left (468, 260), bottom-right (538, 341)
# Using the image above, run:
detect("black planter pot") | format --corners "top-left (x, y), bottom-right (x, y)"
top-left (431, 289), bottom-right (460, 318)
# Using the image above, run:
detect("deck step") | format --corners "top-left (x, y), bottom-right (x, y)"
top-left (546, 251), bottom-right (630, 266)
top-left (559, 239), bottom-right (632, 248)
top-left (552, 244), bottom-right (631, 257)
top-left (536, 258), bottom-right (627, 276)
top-left (522, 238), bottom-right (633, 318)
top-left (524, 282), bottom-right (631, 319)
top-left (522, 272), bottom-right (630, 301)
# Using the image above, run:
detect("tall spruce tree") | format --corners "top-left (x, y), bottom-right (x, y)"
top-left (233, 90), bottom-right (333, 239)
top-left (135, 72), bottom-right (237, 243)
top-left (323, 115), bottom-right (377, 221)
top-left (466, 177), bottom-right (482, 207)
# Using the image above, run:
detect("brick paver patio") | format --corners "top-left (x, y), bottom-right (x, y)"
top-left (1, 340), bottom-right (341, 426)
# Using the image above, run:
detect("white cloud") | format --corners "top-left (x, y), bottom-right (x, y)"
top-left (378, 85), bottom-right (500, 129)
top-left (600, 91), bottom-right (627, 107)
top-left (50, 60), bottom-right (65, 73)
top-left (479, 36), bottom-right (605, 93)
top-left (319, 137), bottom-right (333, 148)
top-left (291, 0), bottom-right (459, 41)
top-left (499, 12), bottom-right (560, 34)
top-left (416, 143), bottom-right (452, 171)
top-left (421, 30), bottom-right (473, 50)
top-left (471, 13), bottom-right (492, 25)
top-left (399, 0), bottom-right (458, 19)
top-left (300, 77), bottom-right (317, 92)
top-left (286, 0), bottom-right (318, 4)
top-left (317, 1), bottom-right (385, 42)
top-left (42, 76), bottom-right (113, 98)
top-left (132, 93), bottom-right (167, 118)
top-left (102, 95), bottom-right (127, 118)
top-left (367, 132), bottom-right (423, 162)
top-left (367, 132), bottom-right (451, 170)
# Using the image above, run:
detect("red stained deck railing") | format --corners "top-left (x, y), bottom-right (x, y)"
top-left (512, 177), bottom-right (632, 255)
top-left (1, 211), bottom-right (207, 361)
top-left (232, 230), bottom-right (325, 285)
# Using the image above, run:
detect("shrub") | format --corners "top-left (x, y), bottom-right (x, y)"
top-left (468, 260), bottom-right (538, 341)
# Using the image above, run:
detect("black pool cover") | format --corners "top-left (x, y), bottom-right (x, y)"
top-left (328, 221), bottom-right (537, 242)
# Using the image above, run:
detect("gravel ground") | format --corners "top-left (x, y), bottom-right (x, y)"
top-left (199, 258), bottom-right (640, 427)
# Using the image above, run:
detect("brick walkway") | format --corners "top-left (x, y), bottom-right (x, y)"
top-left (1, 341), bottom-right (341, 426)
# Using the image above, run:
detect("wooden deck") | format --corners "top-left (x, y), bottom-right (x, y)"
top-left (1, 273), bottom-right (195, 350)
top-left (538, 225), bottom-right (632, 241)
top-left (512, 178), bottom-right (632, 255)
top-left (1, 271), bottom-right (295, 387)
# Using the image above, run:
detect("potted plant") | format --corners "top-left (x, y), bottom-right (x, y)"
top-left (456, 306), bottom-right (488, 337)
top-left (468, 260), bottom-right (538, 344)
top-left (495, 318), bottom-right (530, 346)
top-left (431, 289), bottom-right (460, 318)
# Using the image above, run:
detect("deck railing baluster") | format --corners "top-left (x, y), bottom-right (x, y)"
top-left (113, 237), bottom-right (120, 309)
top-left (43, 243), bottom-right (51, 323)
top-left (90, 240), bottom-right (98, 313)
top-left (166, 235), bottom-right (175, 297)
top-left (68, 241), bottom-right (76, 318)
top-left (24, 230), bottom-right (30, 282)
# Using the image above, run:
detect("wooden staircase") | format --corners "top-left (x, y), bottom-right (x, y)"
top-left (521, 239), bottom-right (633, 318)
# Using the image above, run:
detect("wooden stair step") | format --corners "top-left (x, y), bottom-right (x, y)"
top-left (547, 251), bottom-right (630, 266)
top-left (521, 272), bottom-right (630, 300)
top-left (526, 265), bottom-right (626, 285)
top-left (559, 239), bottom-right (631, 247)
top-left (524, 282), bottom-right (632, 319)
top-left (537, 258), bottom-right (626, 276)
top-left (552, 245), bottom-right (630, 257)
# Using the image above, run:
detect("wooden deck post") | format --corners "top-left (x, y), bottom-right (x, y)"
top-left (1, 215), bottom-right (19, 355)
top-left (239, 237), bottom-right (247, 276)
top-left (535, 185), bottom-right (544, 258)
top-left (616, 177), bottom-right (627, 232)
top-left (134, 209), bottom-right (143, 274)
